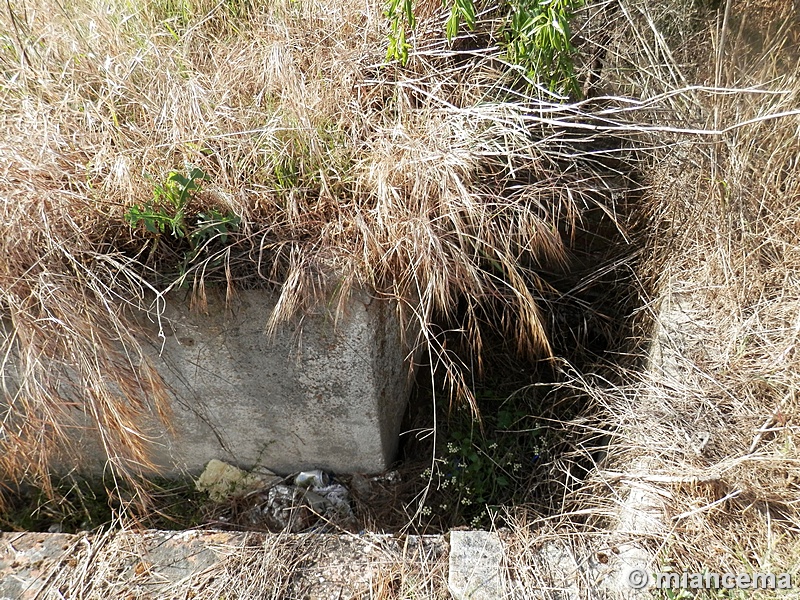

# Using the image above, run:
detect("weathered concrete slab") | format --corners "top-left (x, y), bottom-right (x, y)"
top-left (28, 286), bottom-right (412, 477)
top-left (1, 286), bottom-right (415, 477)
top-left (132, 288), bottom-right (414, 475)
top-left (0, 530), bottom-right (448, 599)
top-left (0, 532), bottom-right (75, 600)
top-left (448, 530), bottom-right (506, 600)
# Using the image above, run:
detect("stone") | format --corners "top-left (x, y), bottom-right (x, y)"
top-left (0, 530), bottom-right (448, 599)
top-left (448, 530), bottom-right (506, 600)
top-left (195, 459), bottom-right (279, 502)
top-left (0, 532), bottom-right (74, 600)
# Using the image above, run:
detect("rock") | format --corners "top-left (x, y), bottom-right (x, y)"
top-left (448, 530), bottom-right (505, 600)
top-left (195, 459), bottom-right (279, 502)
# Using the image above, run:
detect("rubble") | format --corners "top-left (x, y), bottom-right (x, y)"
top-left (195, 461), bottom-right (355, 532)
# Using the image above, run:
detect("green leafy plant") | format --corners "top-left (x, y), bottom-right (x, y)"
top-left (422, 398), bottom-right (546, 528)
top-left (503, 0), bottom-right (583, 96)
top-left (386, 0), bottom-right (583, 96)
top-left (192, 209), bottom-right (240, 247)
top-left (446, 0), bottom-right (476, 43)
top-left (386, 0), bottom-right (415, 63)
top-left (125, 167), bottom-right (210, 238)
top-left (125, 167), bottom-right (240, 271)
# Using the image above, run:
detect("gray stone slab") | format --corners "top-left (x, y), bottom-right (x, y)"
top-left (0, 532), bottom-right (75, 600)
top-left (0, 530), bottom-right (448, 599)
top-left (448, 530), bottom-right (506, 600)
top-left (2, 287), bottom-right (416, 477)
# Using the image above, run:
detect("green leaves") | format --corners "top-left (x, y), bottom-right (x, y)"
top-left (427, 402), bottom-right (543, 527)
top-left (124, 167), bottom-right (240, 270)
top-left (385, 0), bottom-right (582, 97)
top-left (386, 0), bottom-right (415, 63)
top-left (126, 168), bottom-right (212, 239)
top-left (503, 0), bottom-right (583, 96)
top-left (124, 204), bottom-right (172, 235)
top-left (159, 168), bottom-right (211, 225)
top-left (446, 0), bottom-right (476, 43)
top-left (191, 209), bottom-right (241, 247)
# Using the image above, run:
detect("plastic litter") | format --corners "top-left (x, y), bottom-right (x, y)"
top-left (199, 462), bottom-right (355, 532)
top-left (294, 469), bottom-right (329, 489)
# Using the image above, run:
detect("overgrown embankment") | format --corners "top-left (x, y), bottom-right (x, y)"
top-left (0, 0), bottom-right (638, 498)
top-left (2, 0), bottom-right (800, 595)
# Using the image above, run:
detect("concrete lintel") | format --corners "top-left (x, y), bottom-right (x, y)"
top-left (1, 287), bottom-right (417, 477)
top-left (132, 288), bottom-right (415, 475)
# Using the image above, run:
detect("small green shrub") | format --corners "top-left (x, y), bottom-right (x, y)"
top-left (125, 167), bottom-right (240, 273)
top-left (125, 167), bottom-right (210, 238)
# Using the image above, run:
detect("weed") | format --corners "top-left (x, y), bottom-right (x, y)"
top-left (421, 391), bottom-right (547, 528)
top-left (125, 167), bottom-right (210, 238)
top-left (445, 0), bottom-right (476, 45)
top-left (125, 167), bottom-right (240, 273)
top-left (193, 209), bottom-right (241, 247)
top-left (502, 0), bottom-right (583, 96)
top-left (0, 476), bottom-right (211, 533)
top-left (386, 0), bottom-right (415, 63)
top-left (387, 0), bottom-right (582, 96)
top-left (0, 478), bottom-right (114, 533)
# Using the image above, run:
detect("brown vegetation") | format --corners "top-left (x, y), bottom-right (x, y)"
top-left (2, 0), bottom-right (800, 595)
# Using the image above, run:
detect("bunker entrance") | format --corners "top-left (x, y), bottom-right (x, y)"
top-left (1, 157), bottom-right (648, 536)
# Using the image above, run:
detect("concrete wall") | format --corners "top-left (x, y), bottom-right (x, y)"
top-left (130, 288), bottom-right (415, 475)
top-left (0, 288), bottom-right (416, 477)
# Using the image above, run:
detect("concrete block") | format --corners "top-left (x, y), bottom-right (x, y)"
top-left (129, 288), bottom-right (415, 475)
top-left (0, 530), bottom-right (448, 599)
top-left (1, 287), bottom-right (415, 477)
top-left (448, 530), bottom-right (506, 600)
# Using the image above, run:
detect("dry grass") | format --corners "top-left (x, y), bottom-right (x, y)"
top-left (507, 0), bottom-right (800, 595)
top-left (0, 0), bottom-right (633, 499)
top-left (2, 0), bottom-right (800, 596)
